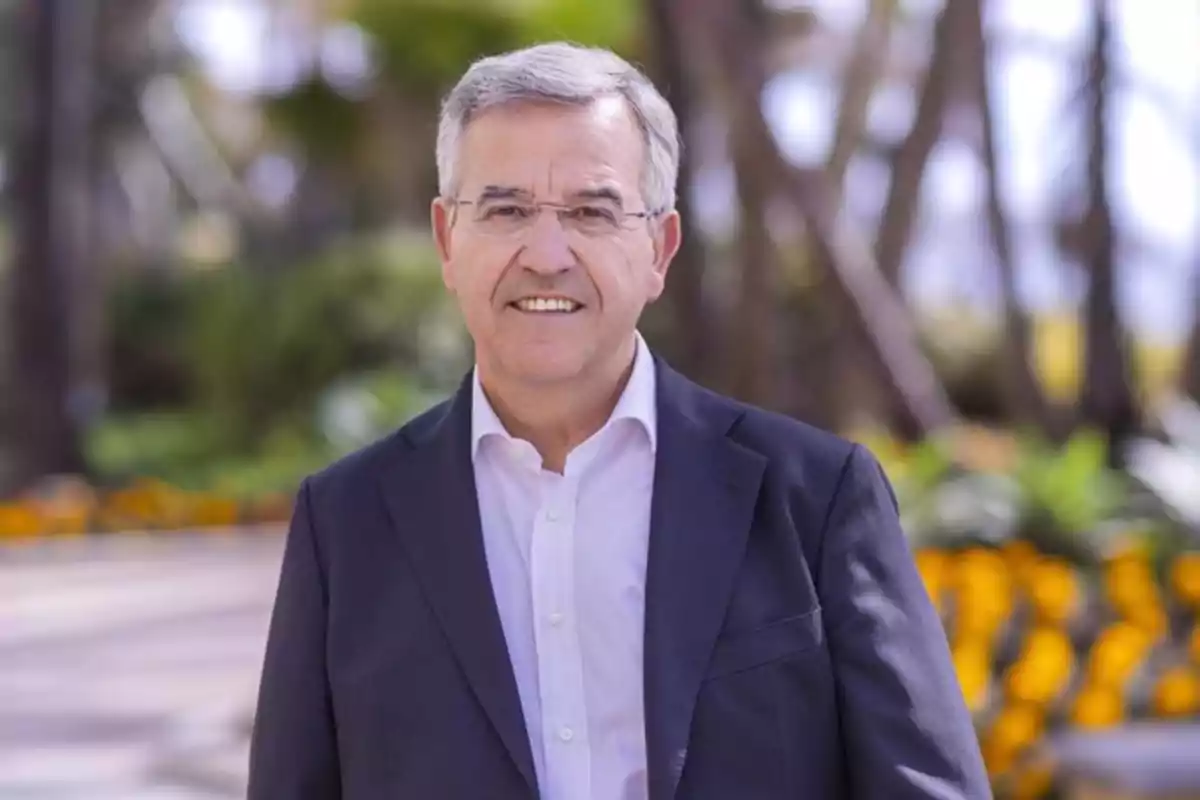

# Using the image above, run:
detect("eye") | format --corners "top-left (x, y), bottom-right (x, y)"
top-left (484, 204), bottom-right (531, 219)
top-left (569, 205), bottom-right (617, 223)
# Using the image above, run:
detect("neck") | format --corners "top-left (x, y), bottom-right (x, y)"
top-left (478, 337), bottom-right (638, 473)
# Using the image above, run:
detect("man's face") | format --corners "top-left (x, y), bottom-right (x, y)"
top-left (432, 97), bottom-right (680, 389)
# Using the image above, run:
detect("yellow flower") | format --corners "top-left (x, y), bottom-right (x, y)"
top-left (954, 592), bottom-right (1012, 641)
top-left (1152, 666), bottom-right (1200, 718)
top-left (982, 704), bottom-right (1042, 776)
top-left (951, 639), bottom-right (993, 713)
top-left (1127, 603), bottom-right (1169, 640)
top-left (915, 549), bottom-right (949, 612)
top-left (1011, 758), bottom-right (1056, 800)
top-left (23, 477), bottom-right (96, 536)
top-left (951, 549), bottom-right (1014, 639)
top-left (193, 496), bottom-right (240, 528)
top-left (1070, 684), bottom-right (1124, 729)
top-left (1086, 623), bottom-right (1153, 689)
top-left (1169, 552), bottom-right (1200, 609)
top-left (1004, 628), bottom-right (1075, 705)
top-left (1002, 540), bottom-right (1041, 590)
top-left (1106, 561), bottom-right (1156, 607)
top-left (1027, 558), bottom-right (1080, 625)
top-left (958, 546), bottom-right (1010, 574)
top-left (0, 503), bottom-right (44, 540)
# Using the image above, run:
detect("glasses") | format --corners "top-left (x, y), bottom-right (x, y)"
top-left (448, 196), bottom-right (663, 239)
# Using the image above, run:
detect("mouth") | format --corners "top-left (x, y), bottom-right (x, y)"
top-left (509, 296), bottom-right (584, 314)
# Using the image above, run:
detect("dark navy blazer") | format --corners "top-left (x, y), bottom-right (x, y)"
top-left (247, 356), bottom-right (990, 799)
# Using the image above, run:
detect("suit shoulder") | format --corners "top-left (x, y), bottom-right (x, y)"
top-left (728, 400), bottom-right (860, 476)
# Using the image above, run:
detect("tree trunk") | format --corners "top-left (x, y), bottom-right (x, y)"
top-left (7, 0), bottom-right (91, 486)
top-left (693, 0), bottom-right (958, 439)
top-left (726, 88), bottom-right (780, 408)
top-left (62, 0), bottom-right (105, 448)
top-left (1078, 0), bottom-right (1138, 465)
top-left (644, 0), bottom-right (713, 385)
top-left (1182, 276), bottom-right (1200, 402)
top-left (874, 1), bottom-right (970, 287)
top-left (826, 0), bottom-right (897, 201)
top-left (968, 0), bottom-right (1058, 435)
top-left (809, 0), bottom-right (899, 429)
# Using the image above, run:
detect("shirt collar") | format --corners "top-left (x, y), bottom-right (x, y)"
top-left (471, 331), bottom-right (658, 459)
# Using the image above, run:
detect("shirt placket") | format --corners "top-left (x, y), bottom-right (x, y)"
top-left (529, 472), bottom-right (592, 799)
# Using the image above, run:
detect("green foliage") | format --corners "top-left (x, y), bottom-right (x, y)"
top-left (267, 0), bottom-right (644, 167)
top-left (1015, 431), bottom-right (1126, 533)
top-left (86, 408), bottom-right (331, 497)
top-left (87, 369), bottom-right (438, 497)
top-left (514, 0), bottom-right (643, 56)
top-left (186, 234), bottom-right (449, 441)
top-left (907, 436), bottom-right (957, 492)
top-left (1012, 430), bottom-right (1130, 562)
top-left (888, 435), bottom-right (1012, 550)
top-left (351, 1), bottom-right (526, 100)
top-left (264, 77), bottom-right (368, 160)
top-left (107, 272), bottom-right (197, 409)
top-left (86, 410), bottom-right (236, 489)
top-left (103, 230), bottom-right (458, 481)
top-left (350, 0), bottom-right (642, 101)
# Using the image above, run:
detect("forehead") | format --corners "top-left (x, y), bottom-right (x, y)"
top-left (455, 96), bottom-right (644, 198)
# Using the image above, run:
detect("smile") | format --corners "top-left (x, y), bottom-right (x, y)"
top-left (510, 297), bottom-right (583, 313)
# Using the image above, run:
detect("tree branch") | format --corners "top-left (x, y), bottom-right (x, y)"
top-left (691, 0), bottom-right (959, 438)
top-left (1078, 0), bottom-right (1138, 463)
top-left (874, 2), bottom-right (972, 287)
top-left (969, 0), bottom-right (1058, 434)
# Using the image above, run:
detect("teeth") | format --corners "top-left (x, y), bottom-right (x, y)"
top-left (515, 297), bottom-right (579, 313)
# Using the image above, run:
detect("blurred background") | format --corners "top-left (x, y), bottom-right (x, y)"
top-left (2, 0), bottom-right (1199, 797)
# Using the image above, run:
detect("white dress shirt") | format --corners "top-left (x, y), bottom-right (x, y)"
top-left (471, 333), bottom-right (657, 800)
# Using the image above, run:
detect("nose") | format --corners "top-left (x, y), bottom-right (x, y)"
top-left (519, 208), bottom-right (575, 275)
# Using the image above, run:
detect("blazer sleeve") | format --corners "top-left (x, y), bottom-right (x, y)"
top-left (247, 478), bottom-right (342, 799)
top-left (818, 445), bottom-right (991, 800)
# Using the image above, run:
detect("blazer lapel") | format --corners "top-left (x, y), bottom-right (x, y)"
top-left (379, 377), bottom-right (538, 794)
top-left (643, 361), bottom-right (768, 800)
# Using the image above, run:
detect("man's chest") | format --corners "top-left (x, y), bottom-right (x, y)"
top-left (474, 439), bottom-right (655, 610)
top-left (473, 439), bottom-right (656, 796)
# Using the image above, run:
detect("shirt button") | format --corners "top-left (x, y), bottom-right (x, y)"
top-left (548, 612), bottom-right (564, 627)
top-left (558, 727), bottom-right (574, 742)
top-left (545, 508), bottom-right (560, 522)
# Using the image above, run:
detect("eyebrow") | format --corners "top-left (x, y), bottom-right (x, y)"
top-left (471, 184), bottom-right (627, 207)
top-left (569, 187), bottom-right (626, 207)
top-left (475, 185), bottom-right (532, 203)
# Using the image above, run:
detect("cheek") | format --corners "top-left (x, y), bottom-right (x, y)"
top-left (611, 242), bottom-right (660, 298)
top-left (449, 243), bottom-right (506, 304)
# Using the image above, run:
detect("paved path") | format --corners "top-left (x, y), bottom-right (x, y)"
top-left (0, 531), bottom-right (285, 799)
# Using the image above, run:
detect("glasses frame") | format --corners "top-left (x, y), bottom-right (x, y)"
top-left (446, 197), bottom-right (666, 237)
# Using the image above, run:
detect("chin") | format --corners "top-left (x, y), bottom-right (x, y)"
top-left (501, 349), bottom-right (590, 386)
top-left (510, 362), bottom-right (586, 387)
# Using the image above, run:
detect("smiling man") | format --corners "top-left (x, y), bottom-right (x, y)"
top-left (247, 42), bottom-right (989, 800)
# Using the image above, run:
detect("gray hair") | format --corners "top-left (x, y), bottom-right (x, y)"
top-left (436, 42), bottom-right (680, 212)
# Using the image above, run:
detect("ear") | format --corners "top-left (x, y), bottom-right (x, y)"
top-left (431, 198), bottom-right (456, 291)
top-left (646, 209), bottom-right (682, 301)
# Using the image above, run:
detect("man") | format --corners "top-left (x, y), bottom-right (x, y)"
top-left (248, 42), bottom-right (989, 800)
